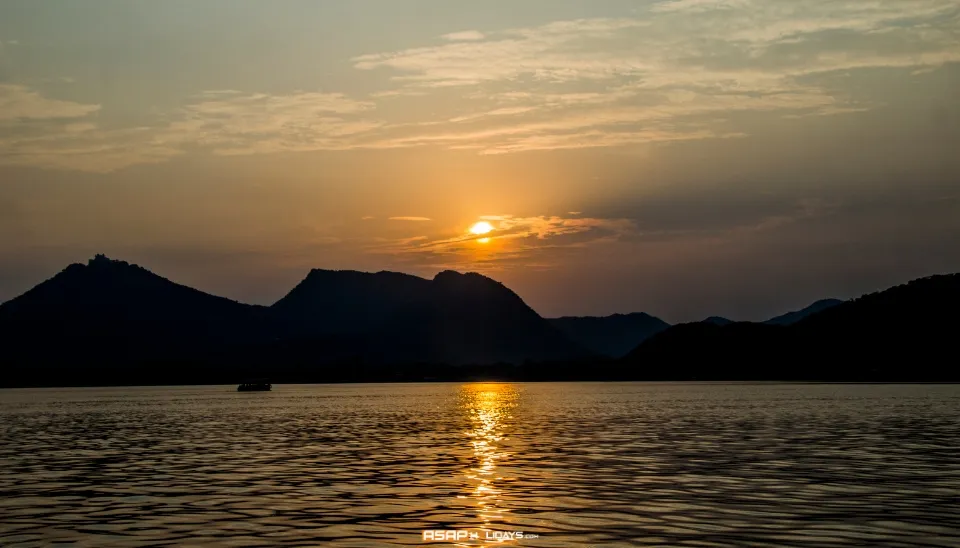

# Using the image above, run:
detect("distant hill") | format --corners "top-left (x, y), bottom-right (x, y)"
top-left (2, 256), bottom-right (956, 385)
top-left (624, 274), bottom-right (960, 380)
top-left (0, 255), bottom-right (277, 370)
top-left (270, 268), bottom-right (584, 365)
top-left (271, 269), bottom-right (430, 336)
top-left (369, 271), bottom-right (586, 365)
top-left (763, 298), bottom-right (843, 325)
top-left (624, 321), bottom-right (789, 379)
top-left (0, 256), bottom-right (586, 384)
top-left (548, 312), bottom-right (670, 358)
top-left (701, 316), bottom-right (734, 326)
top-left (791, 275), bottom-right (958, 371)
top-left (271, 269), bottom-right (588, 365)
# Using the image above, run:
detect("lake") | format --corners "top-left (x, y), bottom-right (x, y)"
top-left (1, 383), bottom-right (958, 547)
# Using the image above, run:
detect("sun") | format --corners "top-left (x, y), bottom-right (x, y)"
top-left (469, 221), bottom-right (494, 235)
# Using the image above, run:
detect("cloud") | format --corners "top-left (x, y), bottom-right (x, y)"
top-left (0, 113), bottom-right (182, 173)
top-left (0, 84), bottom-right (100, 121)
top-left (347, 1), bottom-right (960, 153)
top-left (4, 1), bottom-right (959, 171)
top-left (441, 30), bottom-right (485, 41)
top-left (353, 18), bottom-right (651, 87)
top-left (162, 90), bottom-right (380, 156)
top-left (0, 89), bottom-right (384, 171)
top-left (370, 196), bottom-right (841, 274)
top-left (389, 216), bottom-right (432, 221)
top-left (361, 216), bottom-right (375, 220)
top-left (369, 214), bottom-right (639, 271)
top-left (650, 0), bottom-right (751, 13)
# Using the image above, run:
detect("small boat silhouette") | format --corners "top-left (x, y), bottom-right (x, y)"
top-left (237, 381), bottom-right (272, 392)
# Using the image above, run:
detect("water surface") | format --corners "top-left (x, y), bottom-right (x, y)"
top-left (1, 383), bottom-right (958, 546)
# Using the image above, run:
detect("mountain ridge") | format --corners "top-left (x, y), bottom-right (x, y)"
top-left (548, 312), bottom-right (670, 358)
top-left (0, 255), bottom-right (587, 372)
top-left (763, 298), bottom-right (843, 325)
top-left (623, 273), bottom-right (960, 379)
top-left (2, 255), bottom-right (957, 384)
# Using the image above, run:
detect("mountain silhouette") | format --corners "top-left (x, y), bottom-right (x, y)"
top-left (0, 256), bottom-right (586, 383)
top-left (370, 271), bottom-right (587, 365)
top-left (0, 255), bottom-right (277, 370)
top-left (701, 316), bottom-right (734, 326)
top-left (2, 256), bottom-right (956, 385)
top-left (790, 274), bottom-right (957, 377)
top-left (623, 321), bottom-right (787, 379)
top-left (624, 273), bottom-right (960, 380)
top-left (271, 269), bottom-right (430, 336)
top-left (548, 312), bottom-right (670, 358)
top-left (763, 298), bottom-right (843, 325)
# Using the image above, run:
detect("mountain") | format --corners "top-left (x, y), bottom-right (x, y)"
top-left (548, 312), bottom-right (670, 358)
top-left (791, 274), bottom-right (958, 370)
top-left (0, 255), bottom-right (277, 371)
top-left (269, 268), bottom-right (584, 365)
top-left (0, 256), bottom-right (588, 381)
top-left (369, 271), bottom-right (587, 365)
top-left (271, 269), bottom-right (430, 336)
top-left (763, 298), bottom-right (843, 325)
top-left (623, 273), bottom-right (960, 380)
top-left (4, 255), bottom-right (955, 384)
top-left (622, 321), bottom-right (789, 379)
top-left (701, 316), bottom-right (734, 326)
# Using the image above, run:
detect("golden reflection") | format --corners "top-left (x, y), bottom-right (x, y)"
top-left (458, 383), bottom-right (520, 545)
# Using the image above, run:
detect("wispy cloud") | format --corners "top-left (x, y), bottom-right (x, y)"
top-left (346, 0), bottom-right (960, 153)
top-left (441, 30), bottom-right (485, 41)
top-left (389, 216), bottom-right (432, 222)
top-left (370, 214), bottom-right (638, 271)
top-left (356, 3), bottom-right (959, 91)
top-left (0, 89), bottom-right (383, 171)
top-left (650, 0), bottom-right (751, 13)
top-left (354, 18), bottom-right (651, 87)
top-left (3, 1), bottom-right (958, 171)
top-left (0, 84), bottom-right (100, 120)
top-left (163, 90), bottom-right (380, 156)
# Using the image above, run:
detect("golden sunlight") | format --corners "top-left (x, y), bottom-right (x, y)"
top-left (460, 383), bottom-right (518, 527)
top-left (469, 221), bottom-right (494, 235)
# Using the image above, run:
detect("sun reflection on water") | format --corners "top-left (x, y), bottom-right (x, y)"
top-left (459, 383), bottom-right (520, 543)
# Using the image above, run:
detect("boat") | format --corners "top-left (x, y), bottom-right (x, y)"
top-left (237, 381), bottom-right (272, 392)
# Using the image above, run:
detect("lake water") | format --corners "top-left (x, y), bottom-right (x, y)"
top-left (1, 383), bottom-right (958, 547)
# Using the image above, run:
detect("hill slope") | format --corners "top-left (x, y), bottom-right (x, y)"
top-left (373, 271), bottom-right (587, 365)
top-left (271, 269), bottom-right (430, 336)
top-left (0, 255), bottom-right (276, 368)
top-left (701, 316), bottom-right (734, 326)
top-left (548, 312), bottom-right (670, 358)
top-left (270, 268), bottom-right (585, 365)
top-left (0, 256), bottom-right (586, 380)
top-left (624, 274), bottom-right (960, 380)
top-left (764, 298), bottom-right (843, 325)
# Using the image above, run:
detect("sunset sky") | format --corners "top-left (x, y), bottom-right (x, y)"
top-left (1, 0), bottom-right (958, 322)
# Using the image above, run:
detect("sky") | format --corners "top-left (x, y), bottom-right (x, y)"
top-left (1, 0), bottom-right (958, 323)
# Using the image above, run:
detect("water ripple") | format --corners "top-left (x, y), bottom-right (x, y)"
top-left (1, 383), bottom-right (959, 546)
